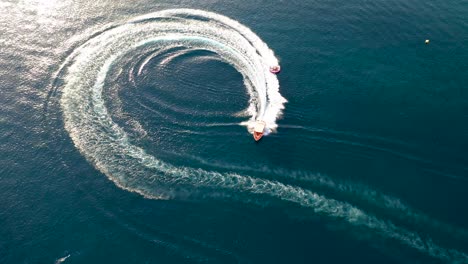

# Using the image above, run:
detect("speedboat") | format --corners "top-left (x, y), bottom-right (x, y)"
top-left (269, 65), bottom-right (281, 74)
top-left (253, 120), bottom-right (266, 141)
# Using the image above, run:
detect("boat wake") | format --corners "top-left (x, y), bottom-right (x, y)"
top-left (55, 254), bottom-right (70, 264)
top-left (58, 9), bottom-right (468, 263)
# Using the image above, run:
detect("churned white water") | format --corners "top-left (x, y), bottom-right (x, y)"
top-left (60, 9), bottom-right (468, 263)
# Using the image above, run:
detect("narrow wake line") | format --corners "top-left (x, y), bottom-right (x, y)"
top-left (58, 9), bottom-right (467, 262)
top-left (147, 163), bottom-right (468, 263)
top-left (281, 125), bottom-right (468, 182)
top-left (281, 169), bottom-right (468, 241)
top-left (169, 152), bottom-right (468, 243)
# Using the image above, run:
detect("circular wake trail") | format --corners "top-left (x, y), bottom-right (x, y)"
top-left (60, 9), bottom-right (467, 262)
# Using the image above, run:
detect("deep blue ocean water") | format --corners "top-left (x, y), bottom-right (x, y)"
top-left (1, 0), bottom-right (467, 263)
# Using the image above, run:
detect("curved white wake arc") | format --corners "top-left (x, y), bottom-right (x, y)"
top-left (130, 8), bottom-right (287, 132)
top-left (60, 9), bottom-right (467, 263)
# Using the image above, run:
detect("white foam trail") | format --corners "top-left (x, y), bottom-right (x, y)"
top-left (55, 254), bottom-right (70, 264)
top-left (277, 169), bottom-right (468, 241)
top-left (60, 9), bottom-right (467, 262)
top-left (168, 153), bottom-right (468, 242)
